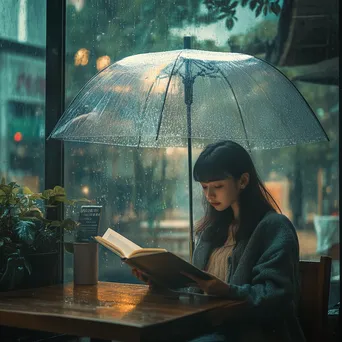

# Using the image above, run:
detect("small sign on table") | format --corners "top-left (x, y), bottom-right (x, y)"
top-left (76, 205), bottom-right (102, 242)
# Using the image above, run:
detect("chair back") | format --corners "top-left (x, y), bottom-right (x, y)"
top-left (298, 256), bottom-right (332, 342)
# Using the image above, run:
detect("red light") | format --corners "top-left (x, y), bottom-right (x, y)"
top-left (14, 132), bottom-right (23, 142)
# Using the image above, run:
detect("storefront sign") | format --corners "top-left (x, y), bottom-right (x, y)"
top-left (1, 53), bottom-right (45, 102)
top-left (16, 72), bottom-right (45, 97)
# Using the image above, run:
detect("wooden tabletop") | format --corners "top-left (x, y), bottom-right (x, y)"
top-left (0, 282), bottom-right (246, 342)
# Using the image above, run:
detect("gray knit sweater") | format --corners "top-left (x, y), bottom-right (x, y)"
top-left (192, 211), bottom-right (306, 342)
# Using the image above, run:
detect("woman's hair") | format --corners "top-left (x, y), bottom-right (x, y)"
top-left (193, 140), bottom-right (280, 247)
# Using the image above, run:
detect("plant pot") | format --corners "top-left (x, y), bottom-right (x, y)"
top-left (22, 252), bottom-right (59, 289)
top-left (0, 254), bottom-right (27, 291)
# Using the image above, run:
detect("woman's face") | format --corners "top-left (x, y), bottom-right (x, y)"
top-left (200, 177), bottom-right (241, 212)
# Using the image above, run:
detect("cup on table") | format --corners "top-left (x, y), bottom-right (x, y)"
top-left (73, 242), bottom-right (98, 285)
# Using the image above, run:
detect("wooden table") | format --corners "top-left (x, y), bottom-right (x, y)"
top-left (0, 282), bottom-right (246, 342)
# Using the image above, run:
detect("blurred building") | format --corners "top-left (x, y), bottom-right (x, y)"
top-left (0, 0), bottom-right (46, 191)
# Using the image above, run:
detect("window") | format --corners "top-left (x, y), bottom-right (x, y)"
top-left (0, 0), bottom-right (46, 192)
top-left (64, 0), bottom-right (339, 307)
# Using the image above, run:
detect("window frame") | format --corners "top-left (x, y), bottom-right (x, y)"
top-left (45, 0), bottom-right (66, 283)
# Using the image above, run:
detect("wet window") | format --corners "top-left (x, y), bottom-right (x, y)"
top-left (0, 0), bottom-right (337, 306)
top-left (63, 2), bottom-right (339, 300)
top-left (0, 0), bottom-right (46, 191)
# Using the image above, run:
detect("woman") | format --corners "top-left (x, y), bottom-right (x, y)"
top-left (134, 140), bottom-right (305, 342)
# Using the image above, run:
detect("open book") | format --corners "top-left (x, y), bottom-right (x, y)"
top-left (94, 228), bottom-right (167, 258)
top-left (94, 228), bottom-right (213, 289)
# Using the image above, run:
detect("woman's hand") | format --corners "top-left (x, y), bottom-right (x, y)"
top-left (132, 268), bottom-right (150, 284)
top-left (131, 268), bottom-right (166, 291)
top-left (182, 272), bottom-right (231, 297)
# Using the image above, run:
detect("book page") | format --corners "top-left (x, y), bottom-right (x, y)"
top-left (94, 236), bottom-right (125, 258)
top-left (129, 248), bottom-right (167, 258)
top-left (102, 228), bottom-right (142, 258)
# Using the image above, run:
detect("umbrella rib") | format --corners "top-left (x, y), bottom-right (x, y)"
top-left (155, 51), bottom-right (183, 141)
top-left (234, 57), bottom-right (329, 143)
top-left (229, 61), bottom-right (294, 136)
top-left (217, 67), bottom-right (252, 152)
top-left (137, 81), bottom-right (157, 147)
top-left (252, 55), bottom-right (330, 142)
top-left (49, 62), bottom-right (118, 139)
top-left (74, 75), bottom-right (115, 135)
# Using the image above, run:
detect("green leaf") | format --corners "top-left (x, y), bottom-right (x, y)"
top-left (241, 0), bottom-right (249, 7)
top-left (20, 216), bottom-right (40, 221)
top-left (1, 177), bottom-right (5, 185)
top-left (3, 237), bottom-right (12, 244)
top-left (228, 1), bottom-right (238, 10)
top-left (49, 220), bottom-right (62, 227)
top-left (23, 258), bottom-right (32, 275)
top-left (42, 189), bottom-right (54, 199)
top-left (249, 0), bottom-right (257, 10)
top-left (29, 193), bottom-right (42, 200)
top-left (217, 13), bottom-right (227, 20)
top-left (0, 185), bottom-right (12, 195)
top-left (22, 186), bottom-right (33, 195)
top-left (255, 4), bottom-right (263, 17)
top-left (60, 218), bottom-right (79, 232)
top-left (53, 195), bottom-right (67, 202)
top-left (225, 17), bottom-right (234, 30)
top-left (9, 198), bottom-right (18, 205)
top-left (220, 6), bottom-right (231, 14)
top-left (53, 186), bottom-right (66, 195)
top-left (15, 220), bottom-right (36, 244)
top-left (270, 2), bottom-right (281, 15)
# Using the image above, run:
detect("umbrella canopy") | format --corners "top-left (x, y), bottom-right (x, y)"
top-left (50, 49), bottom-right (329, 260)
top-left (50, 49), bottom-right (328, 150)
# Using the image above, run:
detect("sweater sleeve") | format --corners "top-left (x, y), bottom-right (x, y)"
top-left (227, 215), bottom-right (300, 321)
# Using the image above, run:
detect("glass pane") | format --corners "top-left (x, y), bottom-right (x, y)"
top-left (0, 0), bottom-right (46, 191)
top-left (0, 0), bottom-right (46, 290)
top-left (65, 0), bottom-right (251, 283)
top-left (64, 1), bottom-right (338, 308)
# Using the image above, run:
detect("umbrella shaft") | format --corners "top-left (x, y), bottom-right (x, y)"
top-left (187, 103), bottom-right (194, 262)
top-left (184, 80), bottom-right (193, 106)
top-left (187, 137), bottom-right (194, 262)
top-left (184, 60), bottom-right (193, 106)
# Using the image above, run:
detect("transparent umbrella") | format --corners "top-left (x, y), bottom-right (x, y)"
top-left (49, 48), bottom-right (329, 258)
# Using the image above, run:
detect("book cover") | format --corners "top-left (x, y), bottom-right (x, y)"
top-left (95, 228), bottom-right (212, 289)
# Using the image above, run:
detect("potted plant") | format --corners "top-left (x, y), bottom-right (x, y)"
top-left (0, 178), bottom-right (89, 290)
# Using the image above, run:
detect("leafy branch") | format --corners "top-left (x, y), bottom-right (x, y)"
top-left (203, 0), bottom-right (281, 30)
top-left (0, 178), bottom-right (90, 253)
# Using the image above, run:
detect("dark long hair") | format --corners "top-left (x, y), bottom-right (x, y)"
top-left (193, 140), bottom-right (280, 247)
